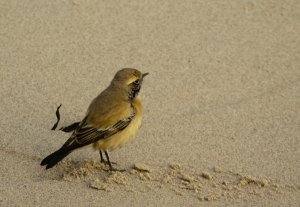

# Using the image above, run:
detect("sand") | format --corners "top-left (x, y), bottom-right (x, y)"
top-left (0, 0), bottom-right (299, 206)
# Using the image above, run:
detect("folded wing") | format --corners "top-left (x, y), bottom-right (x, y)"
top-left (62, 109), bottom-right (136, 151)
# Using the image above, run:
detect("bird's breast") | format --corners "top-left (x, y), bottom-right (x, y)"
top-left (93, 98), bottom-right (143, 151)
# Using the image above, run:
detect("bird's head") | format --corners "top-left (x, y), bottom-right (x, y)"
top-left (112, 68), bottom-right (149, 99)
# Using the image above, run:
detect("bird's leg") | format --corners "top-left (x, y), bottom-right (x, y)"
top-left (99, 150), bottom-right (105, 163)
top-left (104, 151), bottom-right (125, 172)
top-left (104, 151), bottom-right (113, 170)
top-left (99, 150), bottom-right (116, 165)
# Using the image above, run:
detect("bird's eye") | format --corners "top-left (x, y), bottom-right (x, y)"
top-left (133, 79), bottom-right (140, 84)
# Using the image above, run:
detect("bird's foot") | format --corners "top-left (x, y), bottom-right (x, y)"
top-left (106, 168), bottom-right (126, 172)
top-left (100, 160), bottom-right (117, 165)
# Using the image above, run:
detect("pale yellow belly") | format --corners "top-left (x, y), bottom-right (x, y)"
top-left (92, 105), bottom-right (143, 151)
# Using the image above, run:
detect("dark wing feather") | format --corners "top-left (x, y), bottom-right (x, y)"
top-left (62, 110), bottom-right (136, 151)
top-left (103, 115), bottom-right (134, 137)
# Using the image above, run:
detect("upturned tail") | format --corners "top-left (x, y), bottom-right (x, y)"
top-left (40, 148), bottom-right (70, 169)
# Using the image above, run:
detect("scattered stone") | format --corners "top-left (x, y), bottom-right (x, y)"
top-left (129, 169), bottom-right (138, 174)
top-left (233, 185), bottom-right (240, 191)
top-left (260, 179), bottom-right (269, 187)
top-left (172, 188), bottom-right (184, 196)
top-left (106, 172), bottom-right (128, 185)
top-left (201, 172), bottom-right (212, 180)
top-left (239, 176), bottom-right (256, 186)
top-left (213, 166), bottom-right (223, 173)
top-left (222, 181), bottom-right (229, 186)
top-left (204, 195), bottom-right (219, 201)
top-left (181, 180), bottom-right (190, 186)
top-left (252, 189), bottom-right (260, 195)
top-left (222, 185), bottom-right (233, 190)
top-left (133, 163), bottom-right (152, 173)
top-left (180, 174), bottom-right (195, 182)
top-left (169, 162), bottom-right (181, 170)
top-left (144, 173), bottom-right (153, 180)
top-left (162, 175), bottom-right (173, 184)
top-left (139, 172), bottom-right (153, 181)
top-left (56, 160), bottom-right (280, 202)
top-left (89, 179), bottom-right (109, 191)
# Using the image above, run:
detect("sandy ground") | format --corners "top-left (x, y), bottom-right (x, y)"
top-left (0, 0), bottom-right (299, 206)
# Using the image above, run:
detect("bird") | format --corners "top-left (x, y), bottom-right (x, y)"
top-left (41, 68), bottom-right (148, 171)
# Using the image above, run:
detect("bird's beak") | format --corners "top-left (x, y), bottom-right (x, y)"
top-left (142, 73), bottom-right (149, 79)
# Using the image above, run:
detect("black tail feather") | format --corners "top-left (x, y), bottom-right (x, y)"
top-left (60, 122), bottom-right (80, 132)
top-left (40, 148), bottom-right (70, 169)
